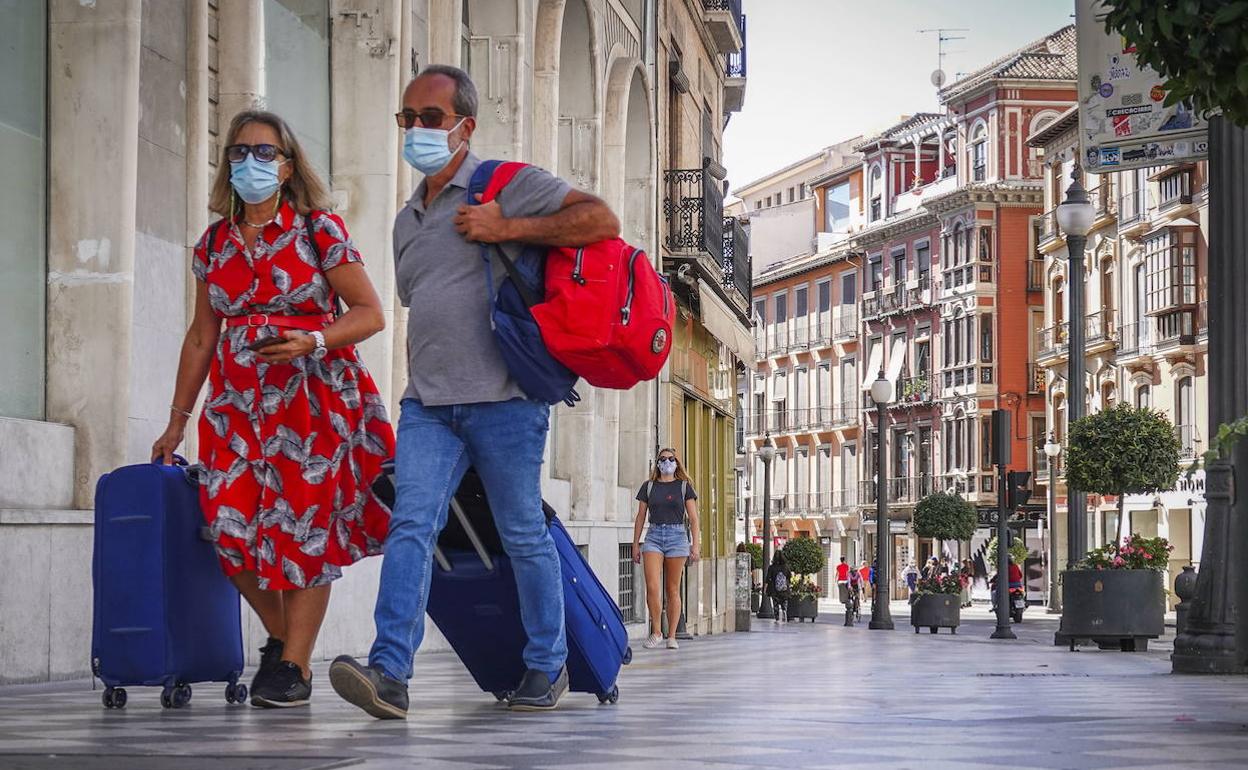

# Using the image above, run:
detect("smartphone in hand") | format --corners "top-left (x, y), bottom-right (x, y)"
top-left (246, 335), bottom-right (286, 352)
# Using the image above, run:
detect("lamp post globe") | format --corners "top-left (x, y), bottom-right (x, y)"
top-left (758, 434), bottom-right (777, 620)
top-left (869, 376), bottom-right (895, 630)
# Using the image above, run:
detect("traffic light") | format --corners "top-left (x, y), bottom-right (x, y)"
top-left (1006, 470), bottom-right (1033, 511)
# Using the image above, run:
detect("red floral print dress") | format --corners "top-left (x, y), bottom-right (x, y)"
top-left (192, 203), bottom-right (393, 590)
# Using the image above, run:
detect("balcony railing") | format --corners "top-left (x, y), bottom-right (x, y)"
top-left (664, 167), bottom-right (723, 259)
top-left (745, 406), bottom-right (859, 436)
top-left (895, 374), bottom-right (934, 406)
top-left (1176, 424), bottom-right (1200, 461)
top-left (859, 476), bottom-right (936, 506)
top-left (1027, 260), bottom-right (1046, 291)
top-left (1085, 309), bottom-right (1118, 346)
top-left (1038, 208), bottom-right (1061, 245)
top-left (721, 216), bottom-right (751, 303)
top-left (726, 13), bottom-right (746, 78)
top-left (1034, 447), bottom-right (1063, 484)
top-left (833, 307), bottom-right (858, 340)
top-left (972, 164), bottom-right (986, 182)
top-left (1119, 187), bottom-right (1150, 228)
top-left (1095, 179), bottom-right (1116, 219)
top-left (1037, 322), bottom-right (1070, 358)
top-left (1117, 322), bottom-right (1155, 358)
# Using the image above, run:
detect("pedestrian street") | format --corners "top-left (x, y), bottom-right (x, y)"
top-left (4, 603), bottom-right (1248, 769)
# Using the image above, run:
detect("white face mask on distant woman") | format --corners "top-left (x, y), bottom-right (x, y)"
top-left (658, 459), bottom-right (677, 476)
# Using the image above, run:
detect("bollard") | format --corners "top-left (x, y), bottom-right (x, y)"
top-left (734, 553), bottom-right (752, 632)
top-left (1174, 564), bottom-right (1197, 637)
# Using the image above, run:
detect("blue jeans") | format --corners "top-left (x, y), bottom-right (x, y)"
top-left (369, 398), bottom-right (566, 681)
top-left (640, 523), bottom-right (690, 557)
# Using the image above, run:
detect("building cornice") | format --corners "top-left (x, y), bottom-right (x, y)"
top-left (856, 209), bottom-right (938, 247)
top-left (754, 243), bottom-right (857, 287)
top-left (922, 182), bottom-right (1045, 215)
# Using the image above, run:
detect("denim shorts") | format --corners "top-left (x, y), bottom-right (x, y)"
top-left (640, 523), bottom-right (690, 558)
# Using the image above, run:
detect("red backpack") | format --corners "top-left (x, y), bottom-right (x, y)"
top-left (475, 161), bottom-right (675, 390)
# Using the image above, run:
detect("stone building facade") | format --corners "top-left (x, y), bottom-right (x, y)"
top-left (1028, 107), bottom-right (1208, 607)
top-left (0, 0), bottom-right (750, 684)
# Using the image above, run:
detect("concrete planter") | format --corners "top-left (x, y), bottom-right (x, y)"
top-left (910, 593), bottom-right (960, 634)
top-left (788, 596), bottom-right (818, 622)
top-left (1059, 569), bottom-right (1165, 651)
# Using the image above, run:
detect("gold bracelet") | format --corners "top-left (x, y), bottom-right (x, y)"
top-left (171, 404), bottom-right (194, 418)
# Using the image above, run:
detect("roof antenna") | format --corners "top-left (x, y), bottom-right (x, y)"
top-left (918, 28), bottom-right (970, 96)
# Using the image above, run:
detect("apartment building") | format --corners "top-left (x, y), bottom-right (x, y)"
top-left (1029, 107), bottom-right (1208, 605)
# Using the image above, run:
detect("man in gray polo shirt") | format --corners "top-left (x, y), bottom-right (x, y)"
top-left (329, 65), bottom-right (619, 719)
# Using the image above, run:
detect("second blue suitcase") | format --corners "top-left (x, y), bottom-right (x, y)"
top-left (91, 457), bottom-right (246, 709)
top-left (425, 472), bottom-right (632, 704)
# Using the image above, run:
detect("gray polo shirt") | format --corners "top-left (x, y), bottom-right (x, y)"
top-left (394, 153), bottom-right (572, 406)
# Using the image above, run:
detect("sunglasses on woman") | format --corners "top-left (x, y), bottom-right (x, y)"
top-left (225, 143), bottom-right (285, 163)
top-left (394, 107), bottom-right (466, 130)
top-left (658, 455), bottom-right (677, 462)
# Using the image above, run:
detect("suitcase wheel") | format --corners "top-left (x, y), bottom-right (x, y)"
top-left (161, 684), bottom-right (192, 709)
top-left (102, 687), bottom-right (127, 709)
top-left (596, 685), bottom-right (619, 705)
top-left (623, 647), bottom-right (633, 665)
top-left (225, 683), bottom-right (248, 704)
top-left (492, 691), bottom-right (510, 703)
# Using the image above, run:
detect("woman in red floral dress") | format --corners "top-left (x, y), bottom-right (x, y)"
top-left (152, 111), bottom-right (394, 708)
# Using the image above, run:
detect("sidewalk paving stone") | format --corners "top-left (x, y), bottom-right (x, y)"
top-left (2, 603), bottom-right (1247, 768)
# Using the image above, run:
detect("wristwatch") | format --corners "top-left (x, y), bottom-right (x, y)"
top-left (310, 331), bottom-right (328, 360)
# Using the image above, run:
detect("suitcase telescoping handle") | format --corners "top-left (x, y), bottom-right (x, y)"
top-left (448, 498), bottom-right (495, 571)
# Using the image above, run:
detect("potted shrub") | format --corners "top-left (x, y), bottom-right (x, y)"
top-left (1059, 405), bottom-right (1180, 650)
top-left (1059, 534), bottom-right (1172, 651)
top-left (1064, 404), bottom-right (1181, 545)
top-left (985, 535), bottom-right (1029, 572)
top-left (910, 492), bottom-right (977, 633)
top-left (781, 538), bottom-right (827, 621)
top-left (911, 573), bottom-right (963, 634)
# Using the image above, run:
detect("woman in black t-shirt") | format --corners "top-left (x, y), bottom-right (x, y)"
top-left (631, 448), bottom-right (701, 651)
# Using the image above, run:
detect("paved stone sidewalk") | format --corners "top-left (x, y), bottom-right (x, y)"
top-left (3, 605), bottom-right (1248, 769)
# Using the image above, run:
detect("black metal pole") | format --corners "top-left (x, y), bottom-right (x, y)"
top-left (870, 398), bottom-right (894, 630)
top-left (1173, 115), bottom-right (1248, 673)
top-left (1047, 451), bottom-right (1061, 612)
top-left (1066, 227), bottom-right (1088, 568)
top-left (991, 462), bottom-right (1017, 640)
top-left (758, 455), bottom-right (775, 619)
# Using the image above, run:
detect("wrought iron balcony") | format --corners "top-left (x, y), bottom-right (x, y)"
top-left (721, 215), bottom-right (751, 304)
top-left (1176, 424), bottom-right (1200, 461)
top-left (702, 0), bottom-right (744, 55)
top-left (859, 476), bottom-right (936, 506)
top-left (1117, 322), bottom-right (1155, 359)
top-left (1037, 322), bottom-right (1069, 359)
top-left (664, 167), bottom-right (723, 258)
top-left (895, 374), bottom-right (934, 406)
top-left (832, 307), bottom-right (858, 340)
top-left (1038, 207), bottom-right (1061, 246)
top-left (1085, 309), bottom-right (1118, 347)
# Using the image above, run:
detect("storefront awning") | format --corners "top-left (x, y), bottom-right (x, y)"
top-left (697, 279), bottom-right (754, 363)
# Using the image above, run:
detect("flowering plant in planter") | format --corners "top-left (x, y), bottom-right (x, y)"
top-left (916, 573), bottom-right (963, 595)
top-left (1078, 534), bottom-right (1172, 572)
top-left (790, 579), bottom-right (823, 602)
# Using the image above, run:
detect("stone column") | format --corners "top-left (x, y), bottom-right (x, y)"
top-left (217, 0), bottom-right (264, 119)
top-left (329, 0), bottom-right (402, 406)
top-left (46, 0), bottom-right (143, 506)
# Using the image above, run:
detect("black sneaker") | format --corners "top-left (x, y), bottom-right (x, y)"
top-left (250, 637), bottom-right (285, 695)
top-left (507, 667), bottom-right (568, 712)
top-left (251, 661), bottom-right (311, 708)
top-left (328, 655), bottom-right (409, 720)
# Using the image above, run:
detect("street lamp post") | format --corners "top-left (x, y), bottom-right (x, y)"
top-left (869, 376), bottom-right (895, 631)
top-left (757, 434), bottom-right (777, 620)
top-left (1055, 165), bottom-right (1096, 568)
top-left (1044, 433), bottom-right (1063, 612)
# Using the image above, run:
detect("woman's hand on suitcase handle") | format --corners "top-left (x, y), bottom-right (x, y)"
top-left (151, 423), bottom-right (185, 466)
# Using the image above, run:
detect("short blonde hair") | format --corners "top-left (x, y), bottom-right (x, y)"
top-left (209, 110), bottom-right (334, 217)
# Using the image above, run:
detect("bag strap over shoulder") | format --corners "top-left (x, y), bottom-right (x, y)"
top-left (467, 161), bottom-right (541, 309)
top-left (301, 211), bottom-right (345, 318)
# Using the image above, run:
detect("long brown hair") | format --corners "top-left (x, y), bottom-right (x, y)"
top-left (649, 447), bottom-right (692, 483)
top-left (208, 110), bottom-right (334, 218)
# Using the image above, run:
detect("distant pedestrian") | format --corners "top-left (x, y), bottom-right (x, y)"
top-left (904, 561), bottom-right (919, 602)
top-left (858, 561), bottom-right (872, 600)
top-left (766, 551), bottom-right (792, 622)
top-left (835, 556), bottom-right (851, 603)
top-left (922, 557), bottom-right (941, 580)
top-left (959, 559), bottom-right (974, 607)
top-left (632, 448), bottom-right (701, 651)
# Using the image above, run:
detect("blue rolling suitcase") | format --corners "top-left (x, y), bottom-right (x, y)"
top-left (91, 457), bottom-right (246, 709)
top-left (422, 470), bottom-right (632, 704)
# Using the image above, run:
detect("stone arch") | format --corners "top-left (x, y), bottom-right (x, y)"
top-left (532, 0), bottom-right (602, 190)
top-left (603, 53), bottom-right (654, 249)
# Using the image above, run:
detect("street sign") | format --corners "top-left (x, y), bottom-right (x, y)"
top-left (1076, 0), bottom-right (1208, 173)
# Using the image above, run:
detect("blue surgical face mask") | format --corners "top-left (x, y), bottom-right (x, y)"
top-left (658, 459), bottom-right (678, 476)
top-left (403, 119), bottom-right (465, 175)
top-left (230, 154), bottom-right (285, 204)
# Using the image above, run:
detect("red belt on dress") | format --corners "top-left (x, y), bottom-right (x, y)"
top-left (224, 313), bottom-right (333, 331)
